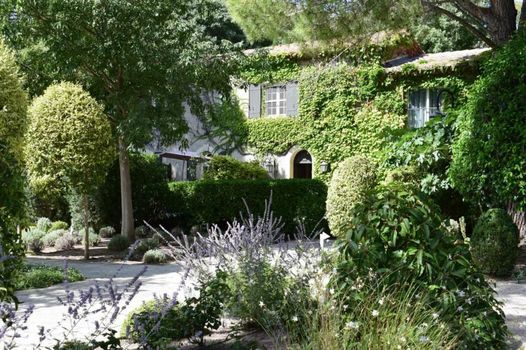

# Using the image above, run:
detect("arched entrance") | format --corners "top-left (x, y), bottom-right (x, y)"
top-left (293, 150), bottom-right (312, 179)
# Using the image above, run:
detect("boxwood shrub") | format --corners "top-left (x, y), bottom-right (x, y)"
top-left (165, 179), bottom-right (328, 234)
top-left (471, 208), bottom-right (519, 277)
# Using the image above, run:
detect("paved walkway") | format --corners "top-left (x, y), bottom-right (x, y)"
top-left (12, 257), bottom-right (526, 349)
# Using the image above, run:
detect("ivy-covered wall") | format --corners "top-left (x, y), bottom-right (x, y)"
top-left (211, 44), bottom-right (483, 181)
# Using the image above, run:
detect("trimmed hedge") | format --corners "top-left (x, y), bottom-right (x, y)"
top-left (165, 179), bottom-right (327, 234)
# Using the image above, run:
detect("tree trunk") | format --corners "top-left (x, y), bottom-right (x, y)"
top-left (118, 137), bottom-right (135, 242)
top-left (488, 0), bottom-right (517, 46)
top-left (83, 194), bottom-right (90, 260)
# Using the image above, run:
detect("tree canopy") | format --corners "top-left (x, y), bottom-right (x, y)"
top-left (1, 0), bottom-right (242, 240)
top-left (226, 0), bottom-right (525, 48)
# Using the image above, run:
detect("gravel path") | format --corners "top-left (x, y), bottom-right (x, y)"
top-left (12, 254), bottom-right (526, 349)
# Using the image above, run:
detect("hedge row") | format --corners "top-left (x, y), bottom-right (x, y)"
top-left (140, 179), bottom-right (328, 235)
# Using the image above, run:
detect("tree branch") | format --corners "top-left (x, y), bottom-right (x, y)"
top-left (423, 2), bottom-right (496, 47)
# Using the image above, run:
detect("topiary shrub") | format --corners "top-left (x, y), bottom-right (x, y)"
top-left (36, 217), bottom-right (53, 232)
top-left (326, 155), bottom-right (377, 238)
top-left (142, 249), bottom-right (168, 264)
top-left (107, 235), bottom-right (130, 252)
top-left (42, 229), bottom-right (67, 247)
top-left (49, 220), bottom-right (69, 232)
top-left (54, 234), bottom-right (76, 251)
top-left (471, 208), bottom-right (519, 277)
top-left (130, 237), bottom-right (160, 261)
top-left (203, 155), bottom-right (269, 180)
top-left (99, 226), bottom-right (116, 238)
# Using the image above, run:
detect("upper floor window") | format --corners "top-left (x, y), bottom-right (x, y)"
top-left (266, 86), bottom-right (287, 116)
top-left (248, 82), bottom-right (299, 118)
top-left (408, 89), bottom-right (441, 128)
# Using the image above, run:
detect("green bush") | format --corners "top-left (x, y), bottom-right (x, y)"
top-left (332, 184), bottom-right (508, 349)
top-left (42, 229), bottom-right (67, 247)
top-left (22, 228), bottom-right (46, 253)
top-left (107, 234), bottom-right (130, 252)
top-left (450, 30), bottom-right (526, 209)
top-left (36, 217), bottom-right (53, 232)
top-left (122, 272), bottom-right (229, 346)
top-left (85, 233), bottom-right (101, 247)
top-left (471, 208), bottom-right (519, 277)
top-left (99, 226), bottom-right (115, 238)
top-left (203, 155), bottom-right (269, 180)
top-left (0, 39), bottom-right (28, 303)
top-left (14, 264), bottom-right (84, 290)
top-left (49, 220), bottom-right (69, 231)
top-left (167, 179), bottom-right (327, 234)
top-left (97, 152), bottom-right (169, 230)
top-left (73, 228), bottom-right (100, 246)
top-left (54, 234), bottom-right (76, 251)
top-left (326, 155), bottom-right (377, 238)
top-left (135, 225), bottom-right (151, 238)
top-left (142, 249), bottom-right (168, 264)
top-left (130, 237), bottom-right (160, 261)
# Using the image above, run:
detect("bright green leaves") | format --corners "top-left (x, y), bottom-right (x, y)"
top-left (25, 82), bottom-right (114, 196)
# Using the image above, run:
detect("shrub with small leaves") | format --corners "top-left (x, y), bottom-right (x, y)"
top-left (107, 235), bottom-right (130, 252)
top-left (471, 208), bottom-right (519, 277)
top-left (135, 225), bottom-right (151, 239)
top-left (22, 228), bottom-right (46, 253)
top-left (84, 233), bottom-right (101, 247)
top-left (42, 229), bottom-right (67, 247)
top-left (130, 237), bottom-right (160, 261)
top-left (49, 220), bottom-right (69, 231)
top-left (36, 217), bottom-right (53, 232)
top-left (142, 249), bottom-right (168, 264)
top-left (54, 234), bottom-right (76, 251)
top-left (14, 264), bottom-right (84, 290)
top-left (326, 155), bottom-right (377, 237)
top-left (99, 226), bottom-right (116, 238)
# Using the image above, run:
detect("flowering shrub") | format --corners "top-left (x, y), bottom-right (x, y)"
top-left (332, 184), bottom-right (508, 349)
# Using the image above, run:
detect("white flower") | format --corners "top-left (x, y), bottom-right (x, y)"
top-left (378, 298), bottom-right (385, 305)
top-left (343, 304), bottom-right (349, 311)
top-left (259, 301), bottom-right (265, 308)
top-left (329, 288), bottom-right (335, 295)
top-left (432, 313), bottom-right (439, 319)
top-left (291, 315), bottom-right (299, 322)
top-left (457, 306), bottom-right (463, 312)
top-left (345, 321), bottom-right (359, 330)
top-left (372, 309), bottom-right (379, 317)
top-left (400, 336), bottom-right (406, 343)
top-left (456, 290), bottom-right (465, 298)
top-left (419, 336), bottom-right (430, 343)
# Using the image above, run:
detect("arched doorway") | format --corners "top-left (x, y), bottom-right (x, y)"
top-left (293, 150), bottom-right (312, 179)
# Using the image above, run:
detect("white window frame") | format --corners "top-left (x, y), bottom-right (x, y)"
top-left (265, 85), bottom-right (287, 116)
top-left (408, 89), bottom-right (440, 128)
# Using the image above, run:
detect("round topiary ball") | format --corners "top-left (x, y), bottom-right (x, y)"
top-left (108, 235), bottom-right (130, 252)
top-left (326, 155), bottom-right (377, 238)
top-left (142, 249), bottom-right (168, 264)
top-left (471, 208), bottom-right (519, 277)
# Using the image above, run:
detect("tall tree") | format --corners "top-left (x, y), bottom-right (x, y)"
top-left (2, 0), bottom-right (239, 241)
top-left (25, 83), bottom-right (114, 259)
top-left (226, 0), bottom-right (524, 48)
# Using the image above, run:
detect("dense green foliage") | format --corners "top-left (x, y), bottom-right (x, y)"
top-left (451, 30), bottom-right (526, 210)
top-left (14, 264), bottom-right (84, 290)
top-left (130, 237), bottom-right (161, 261)
top-left (203, 155), bottom-right (269, 180)
top-left (0, 39), bottom-right (28, 303)
top-left (97, 153), bottom-right (169, 231)
top-left (99, 226), bottom-right (116, 238)
top-left (107, 235), bottom-right (130, 253)
top-left (333, 185), bottom-right (508, 349)
top-left (123, 272), bottom-right (229, 346)
top-left (166, 179), bottom-right (327, 234)
top-left (471, 209), bottom-right (519, 277)
top-left (142, 249), bottom-right (168, 264)
top-left (225, 0), bottom-right (520, 47)
top-left (326, 155), bottom-right (378, 238)
top-left (25, 82), bottom-right (114, 197)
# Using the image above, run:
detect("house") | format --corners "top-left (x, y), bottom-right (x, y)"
top-left (148, 41), bottom-right (489, 181)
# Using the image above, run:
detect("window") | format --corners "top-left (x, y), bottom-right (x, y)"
top-left (408, 89), bottom-right (440, 128)
top-left (265, 86), bottom-right (287, 116)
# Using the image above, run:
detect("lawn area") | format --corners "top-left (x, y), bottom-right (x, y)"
top-left (14, 264), bottom-right (85, 291)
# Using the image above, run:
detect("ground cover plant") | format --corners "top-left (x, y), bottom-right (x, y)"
top-left (14, 264), bottom-right (84, 290)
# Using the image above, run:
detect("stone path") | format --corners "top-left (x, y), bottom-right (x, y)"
top-left (12, 256), bottom-right (526, 349)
